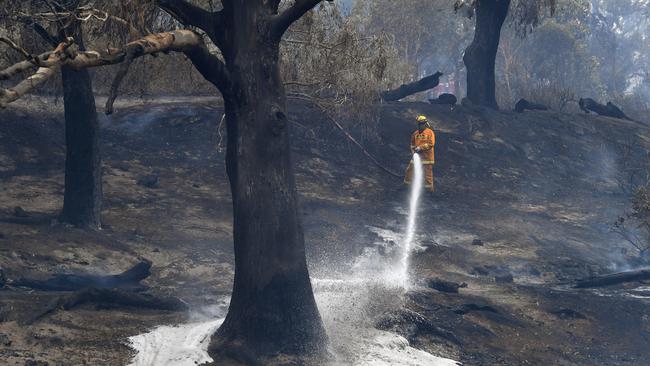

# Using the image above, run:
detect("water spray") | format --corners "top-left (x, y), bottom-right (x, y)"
top-left (399, 153), bottom-right (424, 287)
top-left (127, 153), bottom-right (460, 366)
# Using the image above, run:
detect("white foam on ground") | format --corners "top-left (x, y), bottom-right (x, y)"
top-left (127, 301), bottom-right (230, 366)
top-left (128, 277), bottom-right (459, 366)
top-left (355, 332), bottom-right (459, 366)
top-left (127, 156), bottom-right (454, 365)
top-left (127, 319), bottom-right (223, 366)
top-left (314, 278), bottom-right (459, 366)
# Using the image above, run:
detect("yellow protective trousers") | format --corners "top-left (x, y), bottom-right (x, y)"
top-left (404, 161), bottom-right (434, 192)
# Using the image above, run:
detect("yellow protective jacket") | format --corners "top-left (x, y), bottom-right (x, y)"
top-left (411, 128), bottom-right (435, 164)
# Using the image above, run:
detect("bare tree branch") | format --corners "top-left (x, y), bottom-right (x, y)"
top-left (0, 67), bottom-right (59, 107)
top-left (271, 0), bottom-right (333, 40)
top-left (0, 37), bottom-right (74, 80)
top-left (105, 46), bottom-right (139, 115)
top-left (32, 22), bottom-right (60, 46)
top-left (14, 6), bottom-right (143, 39)
top-left (156, 0), bottom-right (228, 54)
top-left (157, 0), bottom-right (215, 33)
top-left (0, 39), bottom-right (74, 107)
top-left (183, 40), bottom-right (231, 95)
top-left (0, 30), bottom-right (230, 108)
top-left (0, 60), bottom-right (38, 81)
top-left (0, 37), bottom-right (32, 59)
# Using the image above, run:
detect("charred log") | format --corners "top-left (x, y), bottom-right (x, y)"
top-left (429, 93), bottom-right (457, 105)
top-left (574, 269), bottom-right (650, 288)
top-left (427, 278), bottom-right (467, 293)
top-left (10, 260), bottom-right (151, 291)
top-left (606, 102), bottom-right (633, 121)
top-left (382, 72), bottom-right (443, 102)
top-left (579, 98), bottom-right (633, 121)
top-left (515, 98), bottom-right (549, 113)
top-left (376, 308), bottom-right (461, 345)
top-left (26, 288), bottom-right (188, 324)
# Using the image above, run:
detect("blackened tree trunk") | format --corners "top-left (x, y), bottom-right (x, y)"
top-left (214, 8), bottom-right (326, 359)
top-left (59, 22), bottom-right (102, 228)
top-left (463, 0), bottom-right (510, 109)
top-left (156, 0), bottom-right (330, 359)
top-left (6, 0), bottom-right (330, 360)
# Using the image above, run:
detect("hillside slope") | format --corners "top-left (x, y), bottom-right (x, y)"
top-left (0, 99), bottom-right (648, 365)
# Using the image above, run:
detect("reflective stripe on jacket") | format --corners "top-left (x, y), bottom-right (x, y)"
top-left (410, 128), bottom-right (435, 164)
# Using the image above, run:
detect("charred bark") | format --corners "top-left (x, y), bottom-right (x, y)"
top-left (515, 98), bottom-right (549, 113)
top-left (381, 71), bottom-right (443, 102)
top-left (206, 4), bottom-right (327, 358)
top-left (58, 22), bottom-right (102, 228)
top-left (2, 0), bottom-right (331, 360)
top-left (10, 260), bottom-right (151, 291)
top-left (26, 288), bottom-right (188, 325)
top-left (463, 0), bottom-right (511, 109)
top-left (574, 269), bottom-right (650, 288)
top-left (429, 93), bottom-right (457, 105)
top-left (579, 98), bottom-right (634, 121)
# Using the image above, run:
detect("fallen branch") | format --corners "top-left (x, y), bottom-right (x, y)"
top-left (514, 98), bottom-right (549, 113)
top-left (381, 71), bottom-right (443, 102)
top-left (579, 98), bottom-right (634, 121)
top-left (10, 260), bottom-right (152, 291)
top-left (26, 288), bottom-right (188, 324)
top-left (574, 269), bottom-right (650, 288)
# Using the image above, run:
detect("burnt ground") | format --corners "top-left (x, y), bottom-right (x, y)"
top-left (0, 98), bottom-right (649, 365)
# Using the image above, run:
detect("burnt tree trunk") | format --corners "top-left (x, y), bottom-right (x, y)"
top-left (146, 0), bottom-right (334, 360)
top-left (59, 22), bottom-right (102, 227)
top-left (214, 12), bottom-right (326, 360)
top-left (574, 269), bottom-right (650, 288)
top-left (463, 0), bottom-right (510, 109)
top-left (154, 0), bottom-right (329, 359)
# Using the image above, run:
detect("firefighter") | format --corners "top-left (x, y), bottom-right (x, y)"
top-left (404, 115), bottom-right (435, 192)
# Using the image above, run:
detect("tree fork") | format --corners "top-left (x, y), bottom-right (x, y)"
top-left (199, 2), bottom-right (330, 359)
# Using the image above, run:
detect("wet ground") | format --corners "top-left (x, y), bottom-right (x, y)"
top-left (0, 98), bottom-right (649, 365)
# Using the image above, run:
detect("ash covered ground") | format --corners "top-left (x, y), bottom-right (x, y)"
top-left (0, 98), bottom-right (649, 365)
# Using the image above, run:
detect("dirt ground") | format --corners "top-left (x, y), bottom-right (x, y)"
top-left (0, 98), bottom-right (649, 365)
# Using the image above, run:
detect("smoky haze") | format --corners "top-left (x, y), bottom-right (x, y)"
top-left (1, 0), bottom-right (648, 118)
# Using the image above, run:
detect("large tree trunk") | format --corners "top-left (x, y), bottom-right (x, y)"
top-left (59, 23), bottom-right (102, 228)
top-left (2, 0), bottom-right (328, 360)
top-left (463, 0), bottom-right (510, 109)
top-left (208, 3), bottom-right (326, 359)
